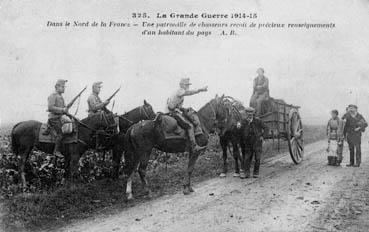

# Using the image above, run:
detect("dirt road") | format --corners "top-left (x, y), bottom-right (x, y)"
top-left (59, 140), bottom-right (369, 232)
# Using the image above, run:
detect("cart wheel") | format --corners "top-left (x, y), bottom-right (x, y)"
top-left (287, 109), bottom-right (304, 164)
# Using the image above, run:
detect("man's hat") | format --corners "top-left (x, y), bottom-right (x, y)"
top-left (55, 79), bottom-right (67, 86)
top-left (245, 107), bottom-right (255, 113)
top-left (180, 78), bottom-right (192, 86)
top-left (93, 81), bottom-right (103, 88)
top-left (348, 104), bottom-right (358, 109)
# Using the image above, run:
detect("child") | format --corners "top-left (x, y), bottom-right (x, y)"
top-left (326, 110), bottom-right (344, 166)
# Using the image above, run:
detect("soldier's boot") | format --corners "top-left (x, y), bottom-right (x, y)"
top-left (187, 127), bottom-right (206, 153)
top-left (53, 135), bottom-right (64, 158)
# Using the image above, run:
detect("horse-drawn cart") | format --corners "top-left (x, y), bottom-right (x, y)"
top-left (260, 98), bottom-right (304, 164)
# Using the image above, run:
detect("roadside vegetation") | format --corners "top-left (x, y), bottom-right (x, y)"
top-left (0, 124), bottom-right (325, 232)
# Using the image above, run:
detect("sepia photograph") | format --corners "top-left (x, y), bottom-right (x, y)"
top-left (0, 0), bottom-right (369, 231)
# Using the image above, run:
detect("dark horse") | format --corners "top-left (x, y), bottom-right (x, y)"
top-left (11, 100), bottom-right (155, 188)
top-left (217, 96), bottom-right (246, 178)
top-left (11, 111), bottom-right (116, 188)
top-left (122, 95), bottom-right (230, 200)
top-left (111, 100), bottom-right (156, 178)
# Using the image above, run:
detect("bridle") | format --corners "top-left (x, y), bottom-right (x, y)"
top-left (139, 105), bottom-right (150, 119)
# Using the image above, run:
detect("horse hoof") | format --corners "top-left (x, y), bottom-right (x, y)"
top-left (219, 173), bottom-right (226, 178)
top-left (233, 173), bottom-right (240, 177)
top-left (183, 188), bottom-right (191, 195)
top-left (127, 193), bottom-right (134, 201)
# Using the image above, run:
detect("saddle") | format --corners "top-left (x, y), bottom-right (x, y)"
top-left (157, 112), bottom-right (204, 140)
top-left (39, 116), bottom-right (78, 144)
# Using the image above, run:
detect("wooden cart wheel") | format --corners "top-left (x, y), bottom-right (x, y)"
top-left (287, 109), bottom-right (304, 164)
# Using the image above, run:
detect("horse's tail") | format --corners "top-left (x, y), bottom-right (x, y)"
top-left (11, 122), bottom-right (21, 155)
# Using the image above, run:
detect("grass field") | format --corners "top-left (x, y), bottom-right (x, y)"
top-left (0, 124), bottom-right (326, 232)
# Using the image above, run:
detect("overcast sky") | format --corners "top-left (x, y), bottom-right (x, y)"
top-left (1, 0), bottom-right (369, 126)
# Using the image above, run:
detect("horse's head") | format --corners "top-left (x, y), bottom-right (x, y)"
top-left (84, 111), bottom-right (117, 132)
top-left (142, 100), bottom-right (156, 120)
top-left (198, 95), bottom-right (230, 134)
top-left (200, 94), bottom-right (240, 136)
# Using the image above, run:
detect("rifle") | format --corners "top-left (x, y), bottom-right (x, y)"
top-left (66, 86), bottom-right (87, 109)
top-left (105, 86), bottom-right (121, 102)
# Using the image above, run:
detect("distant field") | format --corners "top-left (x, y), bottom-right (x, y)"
top-left (0, 124), bottom-right (326, 232)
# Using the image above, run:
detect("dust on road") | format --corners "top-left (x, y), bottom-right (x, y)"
top-left (58, 140), bottom-right (369, 232)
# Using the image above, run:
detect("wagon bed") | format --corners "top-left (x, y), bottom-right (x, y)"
top-left (259, 99), bottom-right (304, 164)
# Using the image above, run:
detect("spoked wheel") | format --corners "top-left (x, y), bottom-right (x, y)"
top-left (287, 109), bottom-right (304, 164)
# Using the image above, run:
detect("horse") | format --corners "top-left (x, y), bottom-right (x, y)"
top-left (217, 96), bottom-right (246, 178)
top-left (11, 111), bottom-right (117, 189)
top-left (111, 100), bottom-right (156, 178)
top-left (122, 95), bottom-right (230, 200)
top-left (10, 100), bottom-right (156, 188)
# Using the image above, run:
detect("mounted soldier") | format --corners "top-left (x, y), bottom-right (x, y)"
top-left (87, 82), bottom-right (111, 116)
top-left (87, 82), bottom-right (121, 150)
top-left (166, 78), bottom-right (208, 153)
top-left (250, 68), bottom-right (269, 116)
top-left (47, 79), bottom-right (69, 158)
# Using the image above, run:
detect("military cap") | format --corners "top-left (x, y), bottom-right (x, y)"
top-left (55, 79), bottom-right (67, 86)
top-left (92, 81), bottom-right (103, 88)
top-left (245, 107), bottom-right (255, 113)
top-left (348, 104), bottom-right (358, 109)
top-left (180, 78), bottom-right (192, 86)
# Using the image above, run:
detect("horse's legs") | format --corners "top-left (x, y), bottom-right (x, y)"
top-left (219, 136), bottom-right (228, 177)
top-left (18, 146), bottom-right (31, 190)
top-left (124, 148), bottom-right (141, 200)
top-left (67, 145), bottom-right (80, 182)
top-left (138, 153), bottom-right (151, 196)
top-left (126, 161), bottom-right (140, 200)
top-left (231, 141), bottom-right (240, 177)
top-left (112, 146), bottom-right (123, 179)
top-left (126, 174), bottom-right (134, 200)
top-left (183, 150), bottom-right (200, 195)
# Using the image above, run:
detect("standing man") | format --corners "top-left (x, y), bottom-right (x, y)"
top-left (87, 82), bottom-right (110, 116)
top-left (47, 79), bottom-right (69, 158)
top-left (344, 104), bottom-right (367, 167)
top-left (167, 78), bottom-right (208, 153)
top-left (326, 110), bottom-right (344, 166)
top-left (239, 107), bottom-right (268, 178)
top-left (250, 68), bottom-right (269, 116)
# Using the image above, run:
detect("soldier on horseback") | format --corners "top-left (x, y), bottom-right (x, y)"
top-left (167, 78), bottom-right (208, 153)
top-left (250, 68), bottom-right (269, 116)
top-left (87, 82), bottom-right (111, 116)
top-left (47, 79), bottom-right (69, 158)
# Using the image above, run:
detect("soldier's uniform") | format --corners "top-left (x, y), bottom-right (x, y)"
top-left (250, 75), bottom-right (269, 116)
top-left (326, 116), bottom-right (344, 165)
top-left (240, 107), bottom-right (268, 178)
top-left (87, 82), bottom-right (109, 116)
top-left (47, 79), bottom-right (67, 157)
top-left (167, 78), bottom-right (205, 152)
top-left (343, 106), bottom-right (367, 167)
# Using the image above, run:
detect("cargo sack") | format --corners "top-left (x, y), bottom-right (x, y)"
top-left (61, 115), bottom-right (73, 134)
